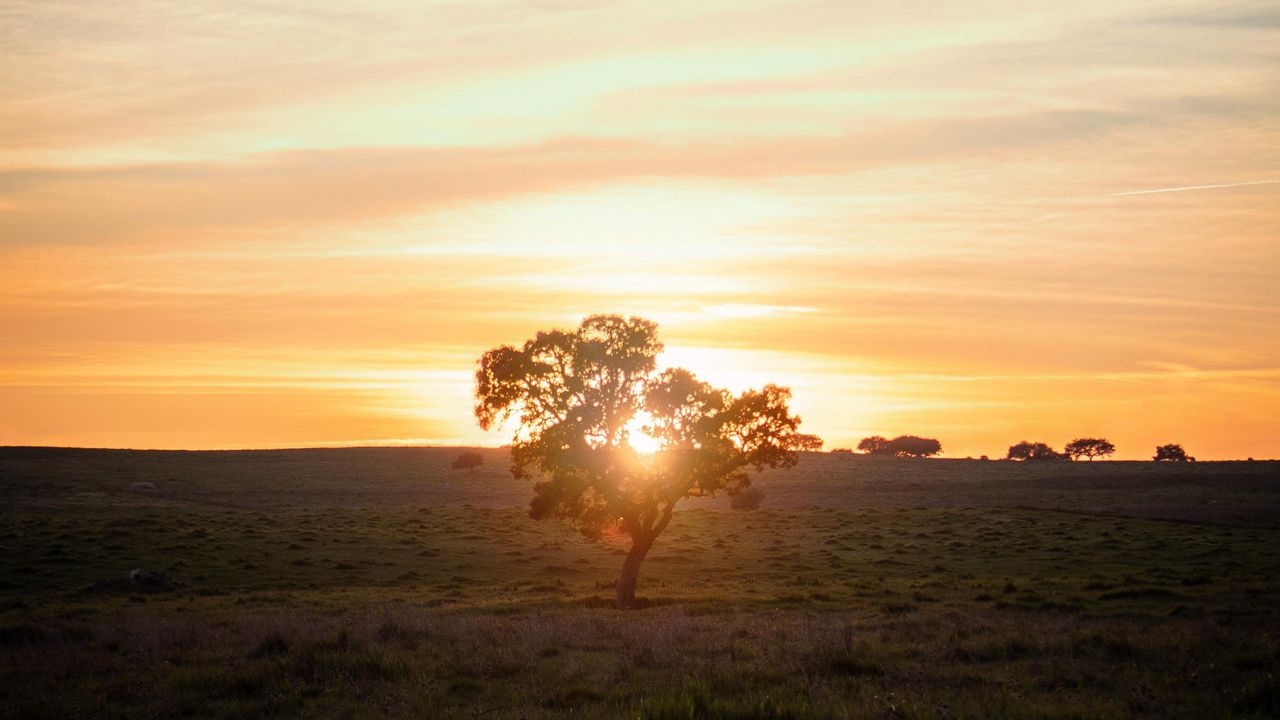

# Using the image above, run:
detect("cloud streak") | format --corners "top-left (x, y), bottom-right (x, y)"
top-left (0, 108), bottom-right (1158, 247)
top-left (1109, 179), bottom-right (1279, 197)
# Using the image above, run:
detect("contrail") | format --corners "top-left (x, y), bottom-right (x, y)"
top-left (1109, 179), bottom-right (1279, 197)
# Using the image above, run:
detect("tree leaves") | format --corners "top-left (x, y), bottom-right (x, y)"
top-left (473, 315), bottom-right (818, 541)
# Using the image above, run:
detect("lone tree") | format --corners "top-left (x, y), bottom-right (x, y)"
top-left (474, 315), bottom-right (821, 608)
top-left (1006, 441), bottom-right (1064, 461)
top-left (451, 451), bottom-right (485, 473)
top-left (1064, 438), bottom-right (1115, 461)
top-left (1154, 443), bottom-right (1191, 462)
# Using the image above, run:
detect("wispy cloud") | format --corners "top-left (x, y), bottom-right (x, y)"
top-left (1109, 179), bottom-right (1279, 197)
top-left (2, 0), bottom-right (1279, 456)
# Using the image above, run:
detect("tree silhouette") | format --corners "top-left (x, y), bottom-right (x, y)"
top-left (474, 315), bottom-right (820, 608)
top-left (1064, 438), bottom-right (1115, 461)
top-left (1154, 444), bottom-right (1191, 462)
top-left (857, 436), bottom-right (889, 454)
top-left (451, 451), bottom-right (484, 473)
top-left (857, 435), bottom-right (942, 457)
top-left (885, 435), bottom-right (942, 458)
top-left (1006, 441), bottom-right (1064, 461)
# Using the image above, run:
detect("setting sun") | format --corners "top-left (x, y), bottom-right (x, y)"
top-left (623, 413), bottom-right (663, 455)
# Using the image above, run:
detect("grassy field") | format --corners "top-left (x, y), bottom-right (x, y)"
top-left (2, 447), bottom-right (1278, 719)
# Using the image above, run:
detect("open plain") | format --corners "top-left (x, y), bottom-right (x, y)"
top-left (2, 447), bottom-right (1278, 719)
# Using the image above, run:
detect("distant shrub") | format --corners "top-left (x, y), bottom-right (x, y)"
top-left (0, 624), bottom-right (46, 647)
top-left (730, 487), bottom-right (765, 510)
top-left (826, 652), bottom-right (884, 676)
top-left (451, 452), bottom-right (484, 473)
top-left (249, 633), bottom-right (289, 658)
top-left (830, 447), bottom-right (853, 453)
top-left (642, 678), bottom-right (828, 720)
top-left (375, 620), bottom-right (421, 649)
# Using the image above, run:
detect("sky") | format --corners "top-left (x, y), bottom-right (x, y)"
top-left (1, 0), bottom-right (1278, 458)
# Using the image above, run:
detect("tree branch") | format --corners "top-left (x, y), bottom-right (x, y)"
top-left (651, 500), bottom-right (676, 539)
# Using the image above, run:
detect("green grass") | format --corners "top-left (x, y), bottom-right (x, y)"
top-left (1, 447), bottom-right (1278, 718)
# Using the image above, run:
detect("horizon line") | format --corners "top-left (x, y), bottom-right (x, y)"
top-left (0, 444), bottom-right (1272, 462)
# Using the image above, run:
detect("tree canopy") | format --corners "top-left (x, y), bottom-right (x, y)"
top-left (474, 315), bottom-right (821, 607)
top-left (1064, 438), bottom-right (1115, 461)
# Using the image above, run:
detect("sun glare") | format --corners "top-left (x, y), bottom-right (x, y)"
top-left (624, 413), bottom-right (662, 454)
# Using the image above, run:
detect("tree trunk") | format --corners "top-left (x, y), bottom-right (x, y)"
top-left (616, 535), bottom-right (654, 609)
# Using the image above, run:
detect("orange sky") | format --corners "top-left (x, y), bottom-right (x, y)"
top-left (2, 1), bottom-right (1278, 458)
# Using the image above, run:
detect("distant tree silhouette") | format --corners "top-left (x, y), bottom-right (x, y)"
top-left (451, 451), bottom-right (484, 473)
top-left (474, 315), bottom-right (820, 608)
top-left (1154, 444), bottom-right (1191, 462)
top-left (859, 435), bottom-right (942, 457)
top-left (857, 436), bottom-right (889, 454)
top-left (1006, 441), bottom-right (1064, 461)
top-left (1064, 438), bottom-right (1115, 462)
top-left (886, 435), bottom-right (942, 458)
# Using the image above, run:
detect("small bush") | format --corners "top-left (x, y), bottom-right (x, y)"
top-left (0, 624), bottom-right (46, 646)
top-left (1099, 587), bottom-right (1179, 600)
top-left (540, 687), bottom-right (607, 709)
top-left (447, 678), bottom-right (484, 697)
top-left (375, 620), bottom-right (421, 648)
top-left (954, 638), bottom-right (1035, 663)
top-left (451, 452), bottom-right (484, 472)
top-left (249, 633), bottom-right (289, 658)
top-left (730, 487), bottom-right (765, 511)
top-left (642, 678), bottom-right (834, 720)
